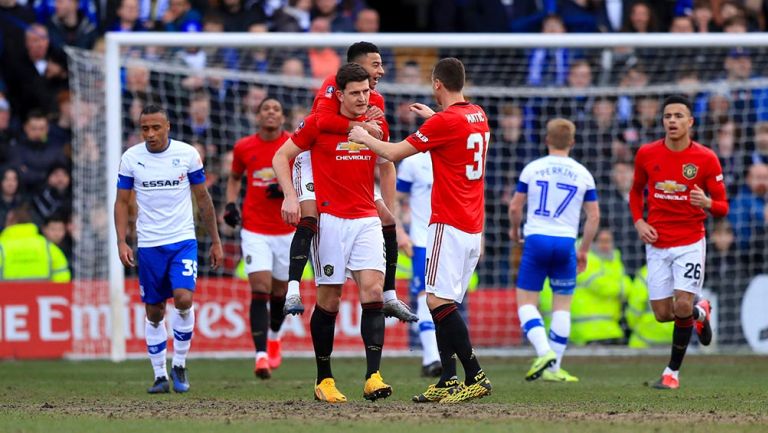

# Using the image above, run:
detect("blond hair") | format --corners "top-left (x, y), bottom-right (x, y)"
top-left (546, 118), bottom-right (576, 150)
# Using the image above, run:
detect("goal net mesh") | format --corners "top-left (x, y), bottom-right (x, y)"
top-left (66, 40), bottom-right (768, 357)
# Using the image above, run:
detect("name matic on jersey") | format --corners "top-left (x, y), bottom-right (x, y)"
top-left (465, 112), bottom-right (486, 123)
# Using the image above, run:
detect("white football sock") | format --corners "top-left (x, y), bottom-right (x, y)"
top-left (286, 280), bottom-right (301, 298)
top-left (383, 290), bottom-right (396, 303)
top-left (268, 329), bottom-right (280, 341)
top-left (417, 294), bottom-right (440, 365)
top-left (145, 318), bottom-right (168, 379)
top-left (518, 304), bottom-right (551, 357)
top-left (171, 306), bottom-right (195, 368)
top-left (548, 310), bottom-right (571, 372)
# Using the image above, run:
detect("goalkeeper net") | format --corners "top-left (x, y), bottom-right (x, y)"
top-left (67, 33), bottom-right (768, 359)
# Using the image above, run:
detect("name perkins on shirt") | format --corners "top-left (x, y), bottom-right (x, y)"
top-left (534, 165), bottom-right (578, 181)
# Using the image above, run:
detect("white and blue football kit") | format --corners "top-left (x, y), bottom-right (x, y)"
top-left (117, 139), bottom-right (206, 304)
top-left (396, 152), bottom-right (433, 296)
top-left (516, 155), bottom-right (597, 295)
top-left (396, 152), bottom-right (440, 370)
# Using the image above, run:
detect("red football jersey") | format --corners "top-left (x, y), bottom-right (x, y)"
top-left (405, 102), bottom-right (490, 234)
top-left (292, 114), bottom-right (385, 219)
top-left (310, 75), bottom-right (388, 138)
top-left (629, 139), bottom-right (729, 248)
top-left (231, 131), bottom-right (295, 235)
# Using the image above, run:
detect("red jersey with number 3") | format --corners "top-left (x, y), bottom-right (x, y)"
top-left (231, 131), bottom-right (295, 235)
top-left (405, 102), bottom-right (490, 234)
top-left (629, 139), bottom-right (728, 248)
top-left (311, 75), bottom-right (388, 137)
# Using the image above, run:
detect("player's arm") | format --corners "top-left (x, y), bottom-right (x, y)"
top-left (191, 182), bottom-right (223, 270)
top-left (223, 146), bottom-right (245, 228)
top-left (393, 189), bottom-right (413, 256)
top-left (114, 187), bottom-right (135, 267)
top-left (348, 128), bottom-right (419, 162)
top-left (578, 200), bottom-right (600, 273)
top-left (629, 150), bottom-right (657, 244)
top-left (691, 158), bottom-right (729, 217)
top-left (272, 138), bottom-right (305, 225)
top-left (507, 190), bottom-right (526, 244)
top-left (378, 160), bottom-right (396, 211)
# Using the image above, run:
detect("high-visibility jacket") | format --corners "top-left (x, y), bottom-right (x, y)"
top-left (0, 223), bottom-right (71, 282)
top-left (626, 266), bottom-right (674, 348)
top-left (569, 249), bottom-right (629, 345)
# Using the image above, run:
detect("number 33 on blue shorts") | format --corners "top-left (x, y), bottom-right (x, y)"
top-left (137, 239), bottom-right (198, 304)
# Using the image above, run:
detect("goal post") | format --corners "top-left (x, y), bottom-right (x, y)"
top-left (78, 31), bottom-right (768, 361)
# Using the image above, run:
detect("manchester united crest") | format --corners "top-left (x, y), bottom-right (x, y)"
top-left (682, 163), bottom-right (698, 180)
top-left (323, 264), bottom-right (334, 277)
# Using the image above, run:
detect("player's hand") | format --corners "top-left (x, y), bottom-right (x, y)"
top-left (209, 241), bottom-right (223, 270)
top-left (577, 249), bottom-right (588, 274)
top-left (366, 105), bottom-right (385, 120)
top-left (118, 241), bottom-right (135, 268)
top-left (409, 103), bottom-right (435, 119)
top-left (266, 183), bottom-right (285, 199)
top-left (362, 121), bottom-right (383, 140)
top-left (634, 219), bottom-right (658, 244)
top-left (690, 184), bottom-right (711, 209)
top-left (349, 125), bottom-right (372, 144)
top-left (223, 202), bottom-right (241, 228)
top-left (281, 195), bottom-right (300, 226)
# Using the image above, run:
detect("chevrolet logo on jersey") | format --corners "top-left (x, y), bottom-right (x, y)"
top-left (337, 141), bottom-right (369, 153)
top-left (655, 180), bottom-right (687, 193)
top-left (253, 167), bottom-right (276, 181)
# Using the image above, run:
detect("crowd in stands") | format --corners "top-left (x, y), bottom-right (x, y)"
top-left (1, 0), bottom-right (766, 345)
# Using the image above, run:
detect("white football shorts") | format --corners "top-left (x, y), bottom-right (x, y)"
top-left (313, 214), bottom-right (385, 285)
top-left (645, 237), bottom-right (706, 300)
top-left (425, 223), bottom-right (482, 303)
top-left (292, 151), bottom-right (315, 203)
top-left (240, 228), bottom-right (293, 281)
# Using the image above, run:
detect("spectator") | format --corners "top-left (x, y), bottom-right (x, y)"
top-left (354, 7), bottom-right (379, 32)
top-left (0, 203), bottom-right (70, 282)
top-left (236, 86), bottom-right (267, 136)
top-left (271, 0), bottom-right (311, 32)
top-left (622, 1), bottom-right (658, 32)
top-left (718, 48), bottom-right (768, 123)
top-left (729, 163), bottom-right (768, 250)
top-left (109, 0), bottom-right (148, 31)
top-left (569, 228), bottom-right (631, 345)
top-left (527, 15), bottom-right (581, 87)
top-left (749, 121), bottom-right (768, 165)
top-left (4, 24), bottom-right (68, 120)
top-left (281, 57), bottom-right (306, 77)
top-left (0, 97), bottom-right (16, 167)
top-left (600, 160), bottom-right (643, 277)
top-left (287, 105), bottom-right (309, 131)
top-left (31, 162), bottom-right (71, 225)
top-left (307, 17), bottom-right (342, 79)
top-left (180, 92), bottom-right (219, 155)
top-left (722, 15), bottom-right (747, 32)
top-left (669, 14), bottom-right (694, 32)
top-left (0, 168), bottom-right (24, 232)
top-left (0, 0), bottom-right (36, 93)
top-left (616, 65), bottom-right (649, 121)
top-left (692, 0), bottom-right (718, 32)
top-left (218, 0), bottom-right (266, 32)
top-left (711, 119), bottom-right (747, 196)
top-left (162, 0), bottom-right (202, 32)
top-left (13, 110), bottom-right (67, 193)
top-left (396, 60), bottom-right (423, 85)
top-left (595, 0), bottom-right (633, 32)
top-left (48, 90), bottom-right (72, 154)
top-left (42, 213), bottom-right (72, 260)
top-left (312, 0), bottom-right (354, 32)
top-left (620, 94), bottom-right (662, 152)
top-left (46, 0), bottom-right (99, 49)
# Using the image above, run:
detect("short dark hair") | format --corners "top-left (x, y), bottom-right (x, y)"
top-left (140, 104), bottom-right (169, 120)
top-left (347, 41), bottom-right (379, 63)
top-left (432, 57), bottom-right (465, 92)
top-left (336, 63), bottom-right (370, 91)
top-left (257, 97), bottom-right (283, 113)
top-left (662, 95), bottom-right (693, 115)
top-left (25, 109), bottom-right (48, 123)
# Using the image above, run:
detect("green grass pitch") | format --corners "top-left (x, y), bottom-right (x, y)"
top-left (1, 355), bottom-right (766, 433)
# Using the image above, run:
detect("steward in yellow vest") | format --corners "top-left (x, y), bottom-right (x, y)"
top-left (0, 205), bottom-right (70, 282)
